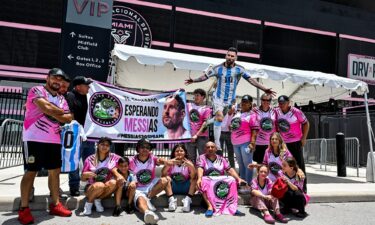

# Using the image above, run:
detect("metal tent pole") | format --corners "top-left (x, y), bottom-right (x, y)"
top-left (364, 92), bottom-right (375, 182)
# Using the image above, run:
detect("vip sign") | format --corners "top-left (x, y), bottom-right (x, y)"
top-left (111, 5), bottom-right (152, 48)
top-left (348, 54), bottom-right (375, 84)
top-left (66, 0), bottom-right (113, 29)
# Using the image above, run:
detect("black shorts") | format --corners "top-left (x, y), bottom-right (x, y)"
top-left (23, 141), bottom-right (62, 171)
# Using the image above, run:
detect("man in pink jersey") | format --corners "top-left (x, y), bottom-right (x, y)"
top-left (275, 95), bottom-right (310, 192)
top-left (196, 141), bottom-right (245, 217)
top-left (187, 88), bottom-right (212, 163)
top-left (18, 68), bottom-right (73, 224)
top-left (129, 138), bottom-right (174, 224)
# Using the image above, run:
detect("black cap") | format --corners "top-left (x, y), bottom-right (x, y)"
top-left (72, 76), bottom-right (93, 86)
top-left (48, 68), bottom-right (70, 82)
top-left (98, 137), bottom-right (112, 145)
top-left (278, 95), bottom-right (290, 103)
top-left (241, 95), bottom-right (253, 102)
top-left (136, 137), bottom-right (153, 151)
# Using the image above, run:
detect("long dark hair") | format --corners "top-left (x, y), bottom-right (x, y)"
top-left (170, 144), bottom-right (189, 159)
top-left (284, 157), bottom-right (299, 172)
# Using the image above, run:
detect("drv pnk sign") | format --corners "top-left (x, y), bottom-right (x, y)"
top-left (348, 54), bottom-right (375, 85)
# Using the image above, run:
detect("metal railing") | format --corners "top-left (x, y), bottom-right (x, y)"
top-left (0, 119), bottom-right (24, 169)
top-left (304, 137), bottom-right (360, 176)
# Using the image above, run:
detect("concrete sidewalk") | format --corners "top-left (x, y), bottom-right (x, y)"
top-left (1, 164), bottom-right (375, 211)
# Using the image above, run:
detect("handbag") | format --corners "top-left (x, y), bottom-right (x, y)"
top-left (271, 177), bottom-right (288, 199)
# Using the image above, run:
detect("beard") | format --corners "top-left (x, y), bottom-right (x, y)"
top-left (48, 82), bottom-right (60, 91)
top-left (163, 117), bottom-right (182, 129)
top-left (226, 59), bottom-right (235, 67)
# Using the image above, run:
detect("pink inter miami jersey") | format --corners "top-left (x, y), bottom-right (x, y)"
top-left (263, 148), bottom-right (293, 182)
top-left (168, 164), bottom-right (191, 182)
top-left (253, 107), bottom-right (277, 145)
top-left (230, 111), bottom-right (257, 145)
top-left (23, 86), bottom-right (69, 144)
top-left (187, 102), bottom-right (212, 137)
top-left (284, 173), bottom-right (310, 204)
top-left (129, 154), bottom-right (158, 187)
top-left (201, 176), bottom-right (238, 215)
top-left (82, 153), bottom-right (120, 184)
top-left (250, 177), bottom-right (273, 196)
top-left (275, 107), bottom-right (308, 143)
top-left (196, 154), bottom-right (230, 176)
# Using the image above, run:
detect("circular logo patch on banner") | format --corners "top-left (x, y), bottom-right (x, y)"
top-left (136, 169), bottom-right (152, 185)
top-left (89, 92), bottom-right (122, 127)
top-left (189, 109), bottom-right (200, 122)
top-left (277, 119), bottom-right (290, 133)
top-left (111, 5), bottom-right (152, 48)
top-left (260, 117), bottom-right (273, 132)
top-left (214, 181), bottom-right (230, 200)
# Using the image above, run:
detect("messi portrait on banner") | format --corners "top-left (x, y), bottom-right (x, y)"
top-left (84, 81), bottom-right (191, 142)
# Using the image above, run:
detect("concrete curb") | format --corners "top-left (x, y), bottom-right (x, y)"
top-left (2, 192), bottom-right (375, 212)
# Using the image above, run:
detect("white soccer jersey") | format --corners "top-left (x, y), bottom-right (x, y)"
top-left (61, 120), bottom-right (86, 172)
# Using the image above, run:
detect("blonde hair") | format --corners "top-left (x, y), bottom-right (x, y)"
top-left (268, 132), bottom-right (288, 158)
top-left (94, 141), bottom-right (110, 166)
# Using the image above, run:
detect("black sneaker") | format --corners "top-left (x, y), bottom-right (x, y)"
top-left (70, 189), bottom-right (80, 197)
top-left (295, 211), bottom-right (308, 218)
top-left (112, 205), bottom-right (123, 217)
top-left (124, 204), bottom-right (135, 214)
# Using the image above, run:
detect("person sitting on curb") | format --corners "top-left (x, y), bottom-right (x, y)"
top-left (129, 138), bottom-right (174, 225)
top-left (81, 137), bottom-right (122, 216)
top-left (196, 141), bottom-right (247, 217)
top-left (112, 157), bottom-right (137, 216)
top-left (162, 144), bottom-right (196, 212)
top-left (250, 164), bottom-right (288, 224)
top-left (280, 157), bottom-right (309, 218)
top-left (249, 132), bottom-right (299, 182)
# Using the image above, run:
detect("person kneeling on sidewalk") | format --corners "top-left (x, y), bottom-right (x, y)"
top-left (81, 137), bottom-right (122, 216)
top-left (162, 144), bottom-right (196, 212)
top-left (129, 138), bottom-right (174, 224)
top-left (112, 157), bottom-right (137, 216)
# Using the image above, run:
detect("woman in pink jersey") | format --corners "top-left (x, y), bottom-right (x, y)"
top-left (252, 93), bottom-right (277, 164)
top-left (162, 144), bottom-right (196, 212)
top-left (81, 137), bottom-right (122, 216)
top-left (275, 95), bottom-right (309, 192)
top-left (249, 132), bottom-right (304, 182)
top-left (230, 95), bottom-right (258, 183)
top-left (251, 165), bottom-right (287, 224)
top-left (280, 157), bottom-right (309, 218)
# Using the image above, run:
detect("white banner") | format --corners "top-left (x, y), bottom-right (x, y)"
top-left (84, 82), bottom-right (191, 142)
top-left (348, 54), bottom-right (375, 84)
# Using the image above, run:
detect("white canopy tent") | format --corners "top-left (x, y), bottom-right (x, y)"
top-left (110, 44), bottom-right (374, 182)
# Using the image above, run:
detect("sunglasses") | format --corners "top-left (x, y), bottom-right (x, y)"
top-left (261, 99), bottom-right (271, 102)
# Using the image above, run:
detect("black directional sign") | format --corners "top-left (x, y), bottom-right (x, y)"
top-left (60, 0), bottom-right (113, 82)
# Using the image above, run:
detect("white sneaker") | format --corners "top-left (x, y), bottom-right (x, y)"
top-left (94, 199), bottom-right (104, 212)
top-left (83, 202), bottom-right (93, 215)
top-left (168, 196), bottom-right (177, 212)
top-left (146, 197), bottom-right (156, 212)
top-left (182, 196), bottom-right (192, 212)
top-left (144, 210), bottom-right (159, 224)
